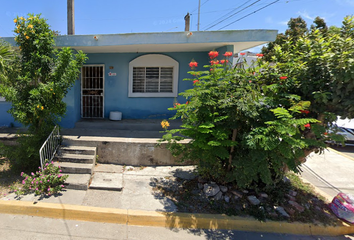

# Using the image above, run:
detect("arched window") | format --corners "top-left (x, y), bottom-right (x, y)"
top-left (129, 54), bottom-right (179, 97)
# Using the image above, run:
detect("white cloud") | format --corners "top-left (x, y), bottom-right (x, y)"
top-left (297, 10), bottom-right (315, 21)
top-left (279, 20), bottom-right (288, 26)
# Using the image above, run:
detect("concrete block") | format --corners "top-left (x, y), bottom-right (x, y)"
top-left (89, 172), bottom-right (123, 191)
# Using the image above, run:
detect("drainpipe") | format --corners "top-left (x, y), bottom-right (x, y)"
top-left (184, 13), bottom-right (190, 32)
top-left (67, 0), bottom-right (75, 35)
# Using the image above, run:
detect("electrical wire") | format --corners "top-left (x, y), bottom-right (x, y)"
top-left (203, 0), bottom-right (253, 30)
top-left (204, 0), bottom-right (262, 30)
top-left (190, 0), bottom-right (211, 14)
top-left (218, 0), bottom-right (280, 30)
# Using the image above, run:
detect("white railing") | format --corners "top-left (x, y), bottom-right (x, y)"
top-left (39, 125), bottom-right (60, 169)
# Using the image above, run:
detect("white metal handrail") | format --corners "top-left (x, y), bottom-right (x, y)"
top-left (39, 125), bottom-right (60, 169)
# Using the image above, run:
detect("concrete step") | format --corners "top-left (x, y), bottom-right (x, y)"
top-left (59, 146), bottom-right (96, 155)
top-left (54, 162), bottom-right (94, 174)
top-left (55, 153), bottom-right (95, 164)
top-left (64, 173), bottom-right (92, 190)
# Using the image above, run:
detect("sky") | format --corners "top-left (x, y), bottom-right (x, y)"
top-left (0, 0), bottom-right (353, 52)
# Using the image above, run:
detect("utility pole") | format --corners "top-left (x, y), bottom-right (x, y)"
top-left (197, 0), bottom-right (200, 31)
top-left (67, 0), bottom-right (75, 35)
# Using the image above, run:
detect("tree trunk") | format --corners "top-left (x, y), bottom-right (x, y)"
top-left (228, 128), bottom-right (237, 171)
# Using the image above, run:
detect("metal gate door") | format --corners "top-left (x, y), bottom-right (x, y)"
top-left (81, 65), bottom-right (104, 118)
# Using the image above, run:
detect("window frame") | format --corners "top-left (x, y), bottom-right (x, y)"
top-left (128, 54), bottom-right (179, 97)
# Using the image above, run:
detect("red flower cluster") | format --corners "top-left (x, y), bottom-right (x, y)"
top-left (208, 51), bottom-right (219, 59)
top-left (239, 52), bottom-right (246, 56)
top-left (189, 61), bottom-right (198, 68)
top-left (279, 76), bottom-right (288, 80)
top-left (173, 103), bottom-right (181, 108)
top-left (304, 123), bottom-right (311, 128)
top-left (193, 80), bottom-right (199, 84)
top-left (210, 60), bottom-right (219, 65)
top-left (223, 51), bottom-right (233, 57)
top-left (300, 110), bottom-right (310, 114)
top-left (220, 59), bottom-right (229, 64)
top-left (256, 53), bottom-right (264, 57)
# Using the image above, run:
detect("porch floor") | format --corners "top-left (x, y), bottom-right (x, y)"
top-left (61, 118), bottom-right (183, 139)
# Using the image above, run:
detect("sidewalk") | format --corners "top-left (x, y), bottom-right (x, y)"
top-left (1, 149), bottom-right (354, 237)
top-left (1, 165), bottom-right (196, 211)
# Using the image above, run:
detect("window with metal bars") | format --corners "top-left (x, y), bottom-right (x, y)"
top-left (132, 67), bottom-right (173, 93)
top-left (129, 54), bottom-right (179, 97)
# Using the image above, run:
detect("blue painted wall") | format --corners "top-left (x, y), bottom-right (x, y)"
top-left (59, 50), bottom-right (216, 127)
top-left (0, 47), bottom-right (235, 128)
top-left (0, 102), bottom-right (21, 127)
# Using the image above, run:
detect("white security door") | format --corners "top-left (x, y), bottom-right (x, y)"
top-left (81, 65), bottom-right (104, 118)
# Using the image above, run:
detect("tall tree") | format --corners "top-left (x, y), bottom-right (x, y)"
top-left (0, 14), bottom-right (87, 171)
top-left (262, 16), bottom-right (327, 61)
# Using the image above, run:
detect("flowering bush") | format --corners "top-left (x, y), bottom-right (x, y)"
top-left (0, 14), bottom-right (86, 172)
top-left (161, 46), bottom-right (344, 189)
top-left (13, 162), bottom-right (68, 196)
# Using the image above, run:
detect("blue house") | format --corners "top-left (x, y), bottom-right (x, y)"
top-left (0, 30), bottom-right (277, 128)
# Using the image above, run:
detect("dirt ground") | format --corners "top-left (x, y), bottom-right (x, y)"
top-left (0, 158), bottom-right (21, 198)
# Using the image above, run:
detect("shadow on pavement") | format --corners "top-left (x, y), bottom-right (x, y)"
top-left (149, 168), bottom-right (354, 240)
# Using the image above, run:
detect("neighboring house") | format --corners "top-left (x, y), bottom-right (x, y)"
top-left (0, 30), bottom-right (277, 128)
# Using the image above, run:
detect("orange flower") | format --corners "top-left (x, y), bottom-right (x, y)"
top-left (28, 24), bottom-right (33, 29)
top-left (26, 36), bottom-right (29, 39)
top-left (304, 123), bottom-right (311, 128)
top-left (208, 51), bottom-right (219, 59)
top-left (210, 60), bottom-right (219, 65)
top-left (324, 132), bottom-right (328, 135)
top-left (189, 61), bottom-right (198, 68)
top-left (223, 51), bottom-right (233, 57)
top-left (193, 80), bottom-right (199, 84)
top-left (280, 76), bottom-right (287, 80)
top-left (239, 52), bottom-right (246, 56)
top-left (256, 53), bottom-right (264, 57)
top-left (14, 19), bottom-right (17, 23)
top-left (300, 110), bottom-right (310, 114)
top-left (220, 59), bottom-right (228, 64)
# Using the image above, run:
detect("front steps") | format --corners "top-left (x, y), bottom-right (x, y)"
top-left (54, 145), bottom-right (96, 190)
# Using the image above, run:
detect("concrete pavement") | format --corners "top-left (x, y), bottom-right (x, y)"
top-left (2, 148), bottom-right (354, 237)
top-left (300, 148), bottom-right (354, 200)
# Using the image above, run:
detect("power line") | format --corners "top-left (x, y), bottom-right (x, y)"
top-left (203, 0), bottom-right (253, 30)
top-left (218, 0), bottom-right (280, 30)
top-left (204, 0), bottom-right (262, 30)
top-left (190, 0), bottom-right (211, 14)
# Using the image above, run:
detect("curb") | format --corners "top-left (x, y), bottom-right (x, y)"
top-left (0, 200), bottom-right (354, 236)
top-left (328, 147), bottom-right (354, 162)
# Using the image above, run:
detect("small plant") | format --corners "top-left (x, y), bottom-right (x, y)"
top-left (13, 161), bottom-right (68, 196)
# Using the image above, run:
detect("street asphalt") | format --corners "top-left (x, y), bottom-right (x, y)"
top-left (1, 147), bottom-right (354, 239)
